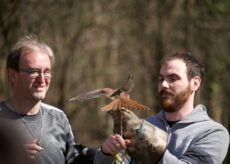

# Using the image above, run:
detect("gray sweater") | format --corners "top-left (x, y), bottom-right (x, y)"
top-left (0, 101), bottom-right (78, 164)
top-left (94, 104), bottom-right (229, 164)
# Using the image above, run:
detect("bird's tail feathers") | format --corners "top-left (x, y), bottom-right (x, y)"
top-left (101, 97), bottom-right (149, 111)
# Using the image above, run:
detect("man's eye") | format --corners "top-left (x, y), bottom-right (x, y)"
top-left (44, 72), bottom-right (52, 76)
top-left (158, 76), bottom-right (164, 82)
top-left (159, 78), bottom-right (163, 82)
top-left (30, 71), bottom-right (40, 75)
top-left (169, 77), bottom-right (178, 82)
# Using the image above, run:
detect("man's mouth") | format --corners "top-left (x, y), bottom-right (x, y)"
top-left (34, 85), bottom-right (46, 92)
top-left (160, 91), bottom-right (173, 99)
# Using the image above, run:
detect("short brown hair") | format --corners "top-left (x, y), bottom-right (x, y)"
top-left (161, 51), bottom-right (205, 80)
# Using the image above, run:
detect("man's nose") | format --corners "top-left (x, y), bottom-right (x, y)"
top-left (160, 79), bottom-right (169, 88)
top-left (36, 73), bottom-right (47, 83)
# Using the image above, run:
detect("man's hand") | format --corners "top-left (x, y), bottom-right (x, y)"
top-left (101, 134), bottom-right (130, 155)
top-left (24, 140), bottom-right (44, 159)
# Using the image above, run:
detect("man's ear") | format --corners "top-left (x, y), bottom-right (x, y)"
top-left (191, 76), bottom-right (201, 92)
top-left (7, 68), bottom-right (17, 86)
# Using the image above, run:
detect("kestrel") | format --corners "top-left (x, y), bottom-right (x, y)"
top-left (69, 74), bottom-right (149, 111)
top-left (69, 74), bottom-right (134, 101)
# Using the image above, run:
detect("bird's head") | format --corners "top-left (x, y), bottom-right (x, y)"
top-left (129, 74), bottom-right (134, 80)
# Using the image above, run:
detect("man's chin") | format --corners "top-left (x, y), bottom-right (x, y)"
top-left (162, 108), bottom-right (178, 113)
top-left (32, 93), bottom-right (46, 101)
top-left (161, 101), bottom-right (178, 113)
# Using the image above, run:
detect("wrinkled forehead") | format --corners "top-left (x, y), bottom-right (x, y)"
top-left (160, 59), bottom-right (187, 76)
top-left (19, 49), bottom-right (51, 68)
top-left (20, 45), bottom-right (54, 66)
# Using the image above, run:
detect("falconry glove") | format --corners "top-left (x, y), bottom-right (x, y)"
top-left (109, 109), bottom-right (168, 164)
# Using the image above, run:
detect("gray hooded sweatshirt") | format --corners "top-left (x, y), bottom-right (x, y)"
top-left (94, 104), bottom-right (229, 164)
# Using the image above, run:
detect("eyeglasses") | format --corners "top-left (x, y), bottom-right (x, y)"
top-left (18, 68), bottom-right (52, 79)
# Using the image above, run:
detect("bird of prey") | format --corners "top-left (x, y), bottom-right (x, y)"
top-left (69, 74), bottom-right (149, 111)
top-left (69, 74), bottom-right (134, 101)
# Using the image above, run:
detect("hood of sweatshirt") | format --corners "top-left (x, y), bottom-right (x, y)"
top-left (154, 104), bottom-right (211, 124)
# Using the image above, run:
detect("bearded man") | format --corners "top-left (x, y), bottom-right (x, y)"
top-left (94, 52), bottom-right (229, 164)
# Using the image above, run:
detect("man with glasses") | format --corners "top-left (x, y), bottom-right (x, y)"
top-left (0, 35), bottom-right (78, 164)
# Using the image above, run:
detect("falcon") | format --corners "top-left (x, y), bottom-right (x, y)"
top-left (69, 74), bottom-right (149, 111)
top-left (69, 74), bottom-right (134, 101)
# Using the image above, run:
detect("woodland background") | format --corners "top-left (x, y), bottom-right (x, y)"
top-left (0, 0), bottom-right (229, 163)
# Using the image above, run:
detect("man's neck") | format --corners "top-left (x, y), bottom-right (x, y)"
top-left (7, 97), bottom-right (41, 115)
top-left (165, 101), bottom-right (194, 121)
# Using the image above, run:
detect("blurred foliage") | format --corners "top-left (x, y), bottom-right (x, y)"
top-left (0, 0), bottom-right (229, 163)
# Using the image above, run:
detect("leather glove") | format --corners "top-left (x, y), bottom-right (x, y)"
top-left (109, 109), bottom-right (168, 164)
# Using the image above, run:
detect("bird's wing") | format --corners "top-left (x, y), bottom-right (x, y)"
top-left (101, 99), bottom-right (120, 111)
top-left (121, 97), bottom-right (149, 111)
top-left (68, 88), bottom-right (114, 102)
top-left (101, 97), bottom-right (149, 111)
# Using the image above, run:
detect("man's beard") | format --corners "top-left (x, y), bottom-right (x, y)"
top-left (159, 85), bottom-right (192, 113)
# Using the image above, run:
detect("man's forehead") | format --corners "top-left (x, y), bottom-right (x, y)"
top-left (19, 49), bottom-right (51, 67)
top-left (160, 59), bottom-right (187, 75)
top-left (21, 49), bottom-right (49, 60)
